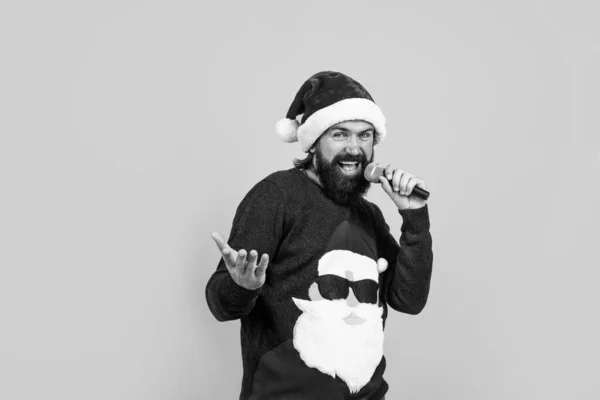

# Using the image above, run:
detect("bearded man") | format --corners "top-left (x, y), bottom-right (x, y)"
top-left (207, 71), bottom-right (434, 400)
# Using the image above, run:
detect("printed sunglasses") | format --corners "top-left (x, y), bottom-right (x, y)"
top-left (315, 274), bottom-right (379, 304)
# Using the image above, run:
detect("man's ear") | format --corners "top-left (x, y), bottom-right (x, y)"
top-left (310, 131), bottom-right (326, 154)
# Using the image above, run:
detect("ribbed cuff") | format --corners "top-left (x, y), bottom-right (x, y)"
top-left (398, 204), bottom-right (430, 233)
top-left (221, 273), bottom-right (262, 304)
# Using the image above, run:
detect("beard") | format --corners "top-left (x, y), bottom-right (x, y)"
top-left (292, 298), bottom-right (384, 393)
top-left (313, 147), bottom-right (373, 208)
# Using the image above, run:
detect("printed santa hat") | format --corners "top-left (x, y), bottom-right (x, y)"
top-left (318, 220), bottom-right (380, 282)
top-left (275, 71), bottom-right (387, 152)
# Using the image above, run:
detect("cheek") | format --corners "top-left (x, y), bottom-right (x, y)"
top-left (319, 139), bottom-right (344, 157)
top-left (362, 144), bottom-right (374, 161)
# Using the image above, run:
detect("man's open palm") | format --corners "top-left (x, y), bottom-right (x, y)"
top-left (210, 232), bottom-right (269, 290)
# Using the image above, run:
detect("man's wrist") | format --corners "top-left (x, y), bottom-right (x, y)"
top-left (222, 272), bottom-right (262, 304)
top-left (398, 204), bottom-right (430, 233)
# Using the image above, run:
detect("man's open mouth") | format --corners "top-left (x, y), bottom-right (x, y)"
top-left (337, 161), bottom-right (360, 173)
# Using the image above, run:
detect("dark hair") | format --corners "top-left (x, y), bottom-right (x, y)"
top-left (292, 151), bottom-right (315, 169)
top-left (293, 130), bottom-right (323, 170)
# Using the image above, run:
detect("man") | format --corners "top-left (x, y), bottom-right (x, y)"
top-left (207, 71), bottom-right (433, 400)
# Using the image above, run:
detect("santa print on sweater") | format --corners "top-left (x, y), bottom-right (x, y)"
top-left (292, 249), bottom-right (384, 393)
top-left (250, 223), bottom-right (388, 400)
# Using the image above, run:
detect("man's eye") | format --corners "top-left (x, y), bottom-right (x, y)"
top-left (332, 132), bottom-right (346, 138)
top-left (361, 132), bottom-right (373, 138)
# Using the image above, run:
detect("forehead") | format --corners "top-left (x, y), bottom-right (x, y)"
top-left (327, 120), bottom-right (374, 132)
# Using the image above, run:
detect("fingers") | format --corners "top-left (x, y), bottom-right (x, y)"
top-left (245, 250), bottom-right (258, 273)
top-left (391, 170), bottom-right (404, 193)
top-left (383, 165), bottom-right (407, 194)
top-left (399, 172), bottom-right (411, 195)
top-left (406, 177), bottom-right (426, 197)
top-left (221, 247), bottom-right (237, 268)
top-left (381, 167), bottom-right (424, 197)
top-left (236, 249), bottom-right (248, 273)
top-left (254, 254), bottom-right (269, 276)
top-left (235, 249), bottom-right (263, 274)
top-left (391, 169), bottom-right (411, 195)
top-left (383, 164), bottom-right (395, 181)
top-left (210, 232), bottom-right (270, 283)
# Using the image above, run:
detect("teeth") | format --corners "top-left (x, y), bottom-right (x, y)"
top-left (339, 161), bottom-right (358, 172)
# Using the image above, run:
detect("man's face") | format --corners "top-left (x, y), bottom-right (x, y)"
top-left (311, 120), bottom-right (375, 206)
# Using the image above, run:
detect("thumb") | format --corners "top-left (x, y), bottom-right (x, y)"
top-left (379, 176), bottom-right (394, 196)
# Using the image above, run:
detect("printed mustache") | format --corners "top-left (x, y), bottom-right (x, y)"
top-left (293, 298), bottom-right (382, 321)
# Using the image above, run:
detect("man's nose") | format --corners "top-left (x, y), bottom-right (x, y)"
top-left (345, 136), bottom-right (360, 155)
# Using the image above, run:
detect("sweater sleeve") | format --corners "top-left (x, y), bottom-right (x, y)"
top-left (205, 179), bottom-right (285, 321)
top-left (375, 204), bottom-right (433, 315)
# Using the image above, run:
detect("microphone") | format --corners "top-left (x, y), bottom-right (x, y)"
top-left (364, 163), bottom-right (430, 200)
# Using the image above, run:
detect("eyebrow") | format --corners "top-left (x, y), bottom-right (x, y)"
top-left (329, 127), bottom-right (374, 133)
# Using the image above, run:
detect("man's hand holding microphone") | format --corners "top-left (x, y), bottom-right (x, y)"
top-left (364, 163), bottom-right (429, 211)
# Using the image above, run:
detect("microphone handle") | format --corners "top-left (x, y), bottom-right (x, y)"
top-left (384, 177), bottom-right (430, 200)
top-left (410, 185), bottom-right (430, 201)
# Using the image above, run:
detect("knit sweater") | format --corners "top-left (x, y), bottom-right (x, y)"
top-left (206, 167), bottom-right (433, 400)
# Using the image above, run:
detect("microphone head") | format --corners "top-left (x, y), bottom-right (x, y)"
top-left (364, 163), bottom-right (380, 183)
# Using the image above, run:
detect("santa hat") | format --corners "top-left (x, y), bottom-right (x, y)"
top-left (275, 71), bottom-right (387, 152)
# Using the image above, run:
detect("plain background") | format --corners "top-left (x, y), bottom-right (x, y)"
top-left (1, 1), bottom-right (599, 399)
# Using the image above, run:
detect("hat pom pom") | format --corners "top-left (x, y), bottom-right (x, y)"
top-left (275, 118), bottom-right (299, 142)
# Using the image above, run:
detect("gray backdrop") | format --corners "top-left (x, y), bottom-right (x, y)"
top-left (1, 1), bottom-right (599, 399)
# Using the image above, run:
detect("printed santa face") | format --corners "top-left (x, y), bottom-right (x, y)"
top-left (292, 249), bottom-right (385, 393)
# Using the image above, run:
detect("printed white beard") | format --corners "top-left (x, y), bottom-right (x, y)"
top-left (292, 298), bottom-right (384, 393)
